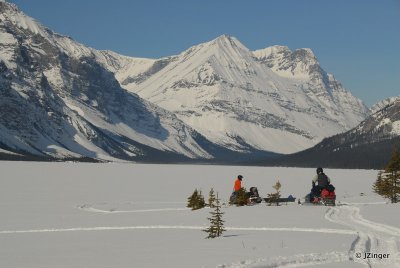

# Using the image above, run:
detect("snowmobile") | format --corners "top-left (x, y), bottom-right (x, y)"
top-left (229, 186), bottom-right (262, 205)
top-left (304, 184), bottom-right (336, 206)
top-left (248, 187), bottom-right (263, 204)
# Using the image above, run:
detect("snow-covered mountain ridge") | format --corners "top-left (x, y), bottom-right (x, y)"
top-left (111, 35), bottom-right (369, 153)
top-left (355, 97), bottom-right (400, 138)
top-left (0, 1), bottom-right (370, 161)
top-left (0, 1), bottom-right (219, 161)
top-left (370, 96), bottom-right (400, 114)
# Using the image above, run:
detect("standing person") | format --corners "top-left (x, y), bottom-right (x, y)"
top-left (312, 167), bottom-right (331, 197)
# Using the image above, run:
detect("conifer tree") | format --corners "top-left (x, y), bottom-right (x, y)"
top-left (187, 188), bottom-right (199, 209)
top-left (203, 193), bottom-right (225, 239)
top-left (187, 189), bottom-right (206, 210)
top-left (267, 180), bottom-right (282, 206)
top-left (234, 187), bottom-right (248, 206)
top-left (208, 188), bottom-right (216, 208)
top-left (196, 190), bottom-right (206, 209)
top-left (373, 148), bottom-right (400, 203)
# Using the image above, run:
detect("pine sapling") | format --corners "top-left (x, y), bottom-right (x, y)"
top-left (196, 190), bottom-right (206, 209)
top-left (267, 180), bottom-right (281, 206)
top-left (203, 193), bottom-right (225, 239)
top-left (187, 188), bottom-right (199, 209)
top-left (208, 188), bottom-right (216, 208)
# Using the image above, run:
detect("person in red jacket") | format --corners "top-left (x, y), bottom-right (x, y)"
top-left (234, 175), bottom-right (243, 192)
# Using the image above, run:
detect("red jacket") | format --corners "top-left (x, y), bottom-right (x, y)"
top-left (234, 179), bottom-right (242, 192)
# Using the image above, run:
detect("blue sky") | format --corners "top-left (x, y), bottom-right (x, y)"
top-left (10, 0), bottom-right (400, 106)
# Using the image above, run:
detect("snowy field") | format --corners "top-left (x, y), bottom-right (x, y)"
top-left (0, 162), bottom-right (399, 268)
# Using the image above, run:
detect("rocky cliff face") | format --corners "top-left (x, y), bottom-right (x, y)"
top-left (0, 1), bottom-right (215, 161)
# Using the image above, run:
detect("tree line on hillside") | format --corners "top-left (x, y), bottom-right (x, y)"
top-left (373, 148), bottom-right (400, 203)
top-left (263, 136), bottom-right (400, 169)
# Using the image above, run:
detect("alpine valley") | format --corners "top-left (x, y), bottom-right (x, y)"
top-left (0, 1), bottom-right (372, 162)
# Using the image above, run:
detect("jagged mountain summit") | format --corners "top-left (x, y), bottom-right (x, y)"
top-left (0, 1), bottom-right (221, 161)
top-left (0, 1), bottom-right (369, 161)
top-left (113, 35), bottom-right (369, 153)
top-left (370, 96), bottom-right (400, 114)
top-left (353, 97), bottom-right (400, 139)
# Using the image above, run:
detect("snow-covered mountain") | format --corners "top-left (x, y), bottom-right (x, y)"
top-left (355, 97), bottom-right (400, 138)
top-left (113, 36), bottom-right (369, 154)
top-left (0, 1), bottom-right (221, 161)
top-left (0, 1), bottom-right (369, 161)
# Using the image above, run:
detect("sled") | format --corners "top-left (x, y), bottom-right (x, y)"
top-left (263, 196), bottom-right (296, 205)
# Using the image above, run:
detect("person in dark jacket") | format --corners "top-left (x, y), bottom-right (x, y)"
top-left (311, 167), bottom-right (331, 197)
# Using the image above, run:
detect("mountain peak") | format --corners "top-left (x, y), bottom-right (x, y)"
top-left (0, 0), bottom-right (46, 37)
top-left (253, 45), bottom-right (291, 60)
top-left (253, 44), bottom-right (321, 79)
top-left (292, 48), bottom-right (317, 60)
top-left (215, 34), bottom-right (233, 40)
top-left (206, 34), bottom-right (247, 51)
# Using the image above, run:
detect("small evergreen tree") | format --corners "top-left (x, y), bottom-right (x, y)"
top-left (373, 148), bottom-right (400, 203)
top-left (187, 188), bottom-right (199, 209)
top-left (187, 189), bottom-right (206, 210)
top-left (267, 180), bottom-right (281, 206)
top-left (203, 193), bottom-right (225, 239)
top-left (196, 190), bottom-right (206, 209)
top-left (234, 187), bottom-right (248, 206)
top-left (208, 188), bottom-right (216, 208)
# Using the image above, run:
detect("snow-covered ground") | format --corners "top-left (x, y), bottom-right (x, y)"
top-left (0, 162), bottom-right (399, 268)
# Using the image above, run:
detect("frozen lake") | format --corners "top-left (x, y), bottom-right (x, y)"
top-left (0, 162), bottom-right (399, 268)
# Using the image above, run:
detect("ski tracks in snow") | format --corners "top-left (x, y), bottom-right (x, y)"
top-left (1, 203), bottom-right (399, 267)
top-left (78, 204), bottom-right (190, 213)
top-left (0, 226), bottom-right (355, 235)
top-left (223, 204), bottom-right (400, 268)
top-left (324, 204), bottom-right (400, 268)
top-left (219, 251), bottom-right (349, 268)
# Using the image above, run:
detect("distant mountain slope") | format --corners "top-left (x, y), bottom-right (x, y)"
top-left (0, 1), bottom-right (222, 161)
top-left (265, 98), bottom-right (400, 169)
top-left (112, 35), bottom-right (369, 154)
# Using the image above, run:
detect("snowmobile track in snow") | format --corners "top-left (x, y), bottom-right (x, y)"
top-left (220, 251), bottom-right (350, 268)
top-left (325, 204), bottom-right (400, 268)
top-left (78, 204), bottom-right (190, 213)
top-left (1, 203), bottom-right (399, 267)
top-left (223, 203), bottom-right (400, 268)
top-left (0, 225), bottom-right (356, 235)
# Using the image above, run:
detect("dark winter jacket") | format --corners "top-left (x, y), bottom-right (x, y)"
top-left (312, 173), bottom-right (330, 187)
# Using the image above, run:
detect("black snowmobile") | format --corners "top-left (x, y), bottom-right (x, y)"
top-left (248, 187), bottom-right (263, 204)
top-left (229, 186), bottom-right (262, 205)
